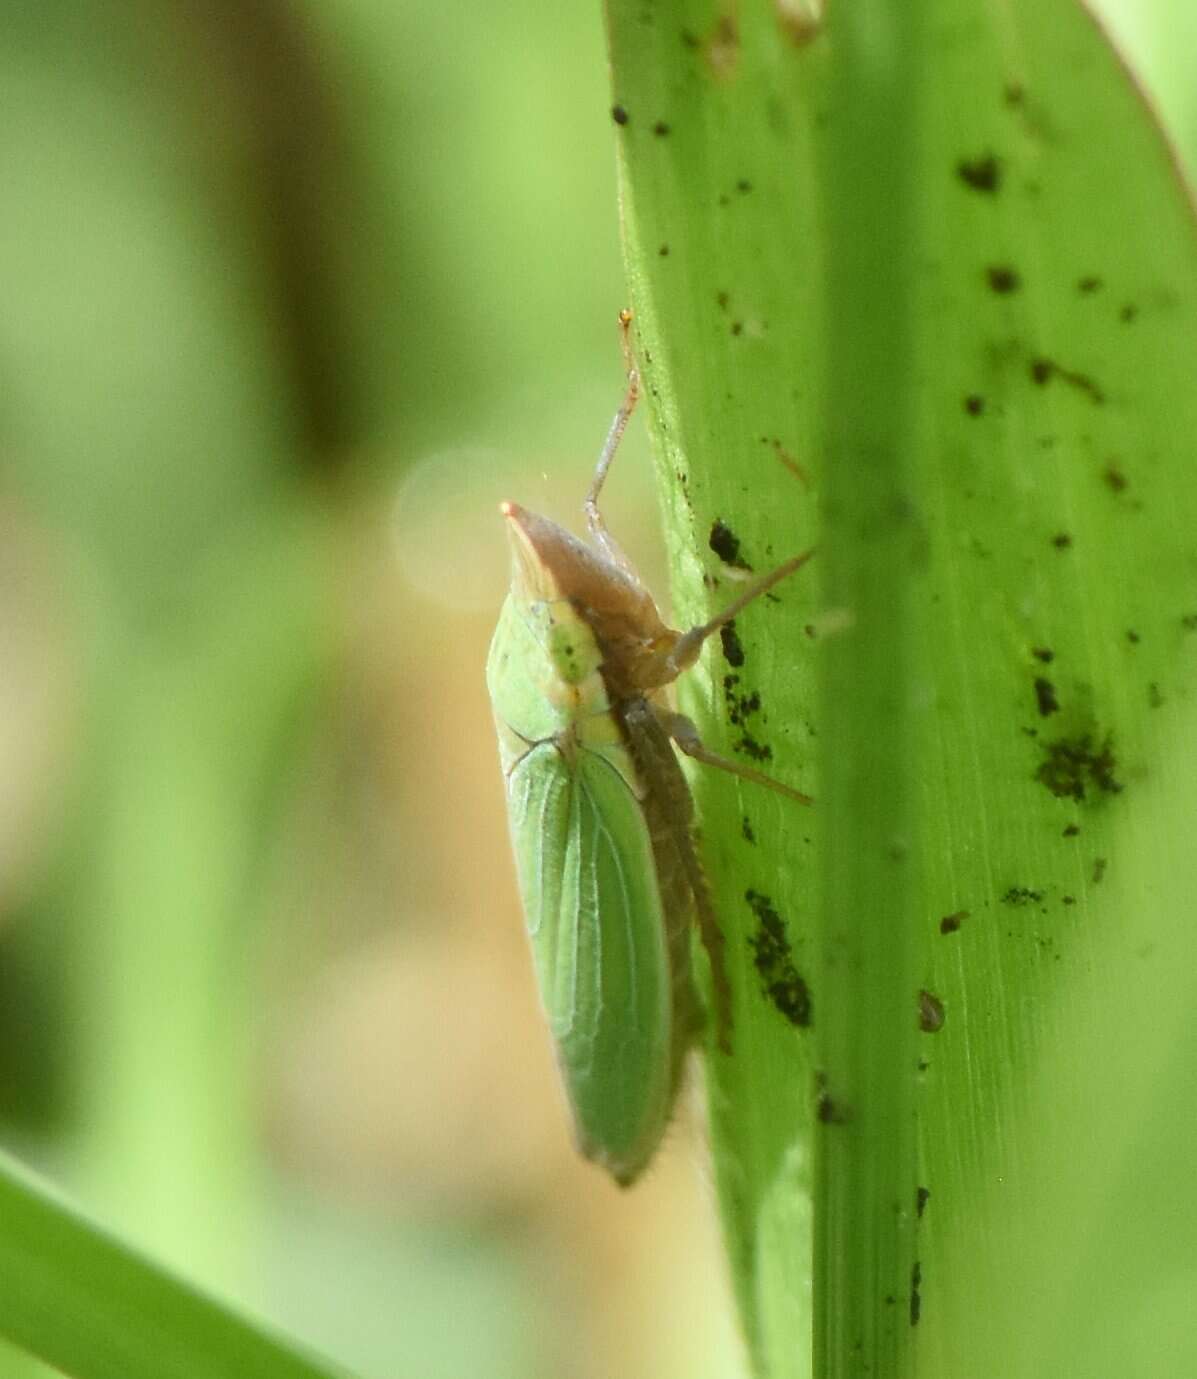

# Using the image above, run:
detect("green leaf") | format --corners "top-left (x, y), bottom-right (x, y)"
top-left (606, 1), bottom-right (1197, 1376)
top-left (0, 1149), bottom-right (353, 1379)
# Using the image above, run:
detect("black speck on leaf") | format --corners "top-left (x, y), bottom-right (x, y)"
top-left (709, 519), bottom-right (750, 569)
top-left (987, 264), bottom-right (1021, 293)
top-left (653, 119), bottom-right (670, 136)
top-left (1003, 886), bottom-right (1043, 906)
top-left (1034, 677), bottom-right (1059, 717)
top-left (746, 890), bottom-right (812, 1027)
top-left (736, 734), bottom-right (773, 762)
top-left (1036, 733), bottom-right (1121, 801)
top-left (720, 622), bottom-right (745, 668)
top-left (964, 394), bottom-right (985, 416)
top-left (611, 104), bottom-right (629, 125)
top-left (957, 153), bottom-right (1001, 192)
top-left (1032, 646), bottom-right (1054, 663)
top-left (1030, 356), bottom-right (1105, 403)
top-left (939, 910), bottom-right (968, 935)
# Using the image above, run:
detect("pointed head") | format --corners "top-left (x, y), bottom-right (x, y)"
top-left (498, 500), bottom-right (679, 697)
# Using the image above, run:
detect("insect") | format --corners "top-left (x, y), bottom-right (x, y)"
top-left (486, 311), bottom-right (813, 1185)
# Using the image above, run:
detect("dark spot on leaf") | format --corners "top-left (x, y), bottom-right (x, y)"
top-left (964, 394), bottom-right (985, 416)
top-left (1063, 823), bottom-right (1080, 837)
top-left (1183, 613), bottom-right (1197, 632)
top-left (653, 119), bottom-right (670, 136)
top-left (816, 1092), bottom-right (847, 1123)
top-left (1052, 532), bottom-right (1073, 549)
top-left (1004, 82), bottom-right (1025, 107)
top-left (611, 104), bottom-right (629, 126)
top-left (1104, 463), bottom-right (1128, 492)
top-left (723, 674), bottom-right (761, 727)
top-left (709, 519), bottom-right (750, 569)
top-left (1149, 682), bottom-right (1164, 709)
top-left (1126, 628), bottom-right (1140, 645)
top-left (731, 320), bottom-right (743, 336)
top-left (910, 1262), bottom-right (922, 1326)
top-left (1032, 646), bottom-right (1054, 663)
top-left (720, 622), bottom-right (745, 668)
top-left (1093, 857), bottom-right (1108, 884)
top-left (815, 1072), bottom-right (851, 1124)
top-left (987, 264), bottom-right (1021, 293)
top-left (1036, 733), bottom-right (1121, 801)
top-left (1002, 886), bottom-right (1043, 906)
top-left (1119, 303), bottom-right (1138, 323)
top-left (746, 889), bottom-right (812, 1027)
top-left (1034, 677), bottom-right (1059, 717)
top-left (917, 1186), bottom-right (931, 1219)
top-left (741, 816), bottom-right (756, 844)
top-left (736, 178), bottom-right (752, 193)
top-left (1077, 275), bottom-right (1102, 293)
top-left (918, 990), bottom-right (945, 1033)
top-left (1029, 356), bottom-right (1105, 403)
top-left (658, 244), bottom-right (670, 257)
top-left (957, 153), bottom-right (1001, 192)
top-left (1063, 895), bottom-right (1077, 905)
top-left (736, 734), bottom-right (772, 762)
top-left (939, 910), bottom-right (968, 935)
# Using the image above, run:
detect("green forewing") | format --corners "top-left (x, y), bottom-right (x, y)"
top-left (506, 741), bottom-right (673, 1183)
top-left (489, 587), bottom-right (676, 1184)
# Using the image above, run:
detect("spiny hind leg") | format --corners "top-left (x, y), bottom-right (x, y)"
top-left (662, 710), bottom-right (814, 806)
top-left (583, 309), bottom-right (642, 577)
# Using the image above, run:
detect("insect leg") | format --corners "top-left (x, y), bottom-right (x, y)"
top-left (621, 697), bottom-right (733, 1053)
top-left (583, 309), bottom-right (641, 576)
top-left (661, 709), bottom-right (814, 805)
top-left (667, 549), bottom-right (816, 677)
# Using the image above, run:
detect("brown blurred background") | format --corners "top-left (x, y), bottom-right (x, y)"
top-left (0, 3), bottom-right (746, 1377)
top-left (2, 2), bottom-right (1191, 1377)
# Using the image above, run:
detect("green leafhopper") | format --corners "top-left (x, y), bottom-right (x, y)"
top-left (487, 311), bottom-right (812, 1185)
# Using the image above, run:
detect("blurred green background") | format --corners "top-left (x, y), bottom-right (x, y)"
top-left (0, 3), bottom-right (1193, 1377)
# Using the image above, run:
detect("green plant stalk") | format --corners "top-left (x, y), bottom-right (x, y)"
top-left (813, 4), bottom-right (924, 1374)
top-left (0, 1148), bottom-right (353, 1379)
top-left (609, 0), bottom-right (1197, 1376)
top-left (607, 4), bottom-right (825, 1373)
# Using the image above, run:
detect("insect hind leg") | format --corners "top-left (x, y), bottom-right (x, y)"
top-left (662, 710), bottom-right (814, 806)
